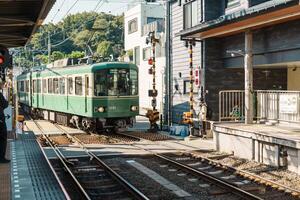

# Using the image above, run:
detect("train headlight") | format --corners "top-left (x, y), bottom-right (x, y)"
top-left (131, 106), bottom-right (138, 111)
top-left (98, 107), bottom-right (105, 113)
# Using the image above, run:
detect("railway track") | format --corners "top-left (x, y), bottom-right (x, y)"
top-left (28, 118), bottom-right (300, 199)
top-left (32, 120), bottom-right (149, 200)
top-left (153, 153), bottom-right (299, 199)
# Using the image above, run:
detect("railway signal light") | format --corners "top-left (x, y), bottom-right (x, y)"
top-left (0, 46), bottom-right (10, 68)
top-left (195, 68), bottom-right (200, 87)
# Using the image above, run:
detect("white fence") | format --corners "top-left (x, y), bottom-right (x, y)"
top-left (219, 90), bottom-right (300, 123)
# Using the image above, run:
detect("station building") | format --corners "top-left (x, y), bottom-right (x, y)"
top-left (167, 0), bottom-right (300, 174)
top-left (124, 2), bottom-right (166, 115)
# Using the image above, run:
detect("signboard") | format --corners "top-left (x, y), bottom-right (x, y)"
top-left (4, 105), bottom-right (12, 131)
top-left (279, 94), bottom-right (298, 114)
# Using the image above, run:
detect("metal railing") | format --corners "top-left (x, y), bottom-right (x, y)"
top-left (219, 90), bottom-right (300, 123)
top-left (219, 90), bottom-right (245, 121)
top-left (256, 90), bottom-right (300, 123)
top-left (142, 20), bottom-right (165, 36)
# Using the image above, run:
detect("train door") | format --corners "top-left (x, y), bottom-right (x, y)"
top-left (30, 73), bottom-right (33, 107)
top-left (84, 75), bottom-right (89, 113)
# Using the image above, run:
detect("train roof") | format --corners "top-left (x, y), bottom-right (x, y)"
top-left (17, 62), bottom-right (138, 80)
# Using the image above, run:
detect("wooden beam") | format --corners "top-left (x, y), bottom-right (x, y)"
top-left (191, 5), bottom-right (300, 39)
top-left (0, 17), bottom-right (34, 24)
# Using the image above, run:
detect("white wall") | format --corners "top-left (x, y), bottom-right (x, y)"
top-left (125, 3), bottom-right (166, 115)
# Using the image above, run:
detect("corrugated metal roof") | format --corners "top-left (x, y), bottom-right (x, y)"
top-left (0, 0), bottom-right (56, 48)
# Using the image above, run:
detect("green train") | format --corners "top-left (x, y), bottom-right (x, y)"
top-left (16, 59), bottom-right (139, 131)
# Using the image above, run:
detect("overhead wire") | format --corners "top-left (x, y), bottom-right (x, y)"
top-left (50, 0), bottom-right (67, 23)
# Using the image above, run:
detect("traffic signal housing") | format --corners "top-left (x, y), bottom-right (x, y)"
top-left (0, 46), bottom-right (10, 68)
top-left (0, 46), bottom-right (11, 81)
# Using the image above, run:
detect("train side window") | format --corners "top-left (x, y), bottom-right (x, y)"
top-left (68, 77), bottom-right (73, 95)
top-left (42, 79), bottom-right (47, 93)
top-left (85, 76), bottom-right (89, 96)
top-left (48, 79), bottom-right (53, 94)
top-left (37, 79), bottom-right (41, 93)
top-left (75, 76), bottom-right (82, 96)
top-left (33, 80), bottom-right (37, 93)
top-left (20, 81), bottom-right (25, 92)
top-left (26, 80), bottom-right (29, 92)
top-left (59, 78), bottom-right (65, 95)
top-left (53, 78), bottom-right (59, 94)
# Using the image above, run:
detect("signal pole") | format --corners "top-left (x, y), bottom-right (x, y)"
top-left (183, 39), bottom-right (196, 138)
top-left (48, 32), bottom-right (51, 63)
top-left (146, 31), bottom-right (160, 132)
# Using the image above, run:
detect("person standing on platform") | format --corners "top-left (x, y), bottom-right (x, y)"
top-left (0, 79), bottom-right (9, 163)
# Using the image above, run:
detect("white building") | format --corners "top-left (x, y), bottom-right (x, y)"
top-left (124, 2), bottom-right (166, 115)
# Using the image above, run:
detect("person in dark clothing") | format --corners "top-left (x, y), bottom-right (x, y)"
top-left (0, 80), bottom-right (9, 163)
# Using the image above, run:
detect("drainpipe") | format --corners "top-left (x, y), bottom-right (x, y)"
top-left (165, 0), bottom-right (172, 128)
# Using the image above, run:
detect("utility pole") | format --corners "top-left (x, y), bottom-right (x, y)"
top-left (48, 32), bottom-right (51, 64)
top-left (244, 30), bottom-right (253, 124)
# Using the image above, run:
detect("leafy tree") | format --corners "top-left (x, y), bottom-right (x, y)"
top-left (68, 51), bottom-right (85, 59)
top-left (51, 51), bottom-right (65, 61)
top-left (16, 12), bottom-right (125, 67)
top-left (97, 41), bottom-right (113, 59)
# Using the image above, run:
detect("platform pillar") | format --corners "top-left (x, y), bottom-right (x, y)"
top-left (244, 30), bottom-right (253, 124)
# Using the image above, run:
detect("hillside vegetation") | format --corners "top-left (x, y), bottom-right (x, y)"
top-left (14, 12), bottom-right (124, 68)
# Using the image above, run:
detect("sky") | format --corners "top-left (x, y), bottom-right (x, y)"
top-left (44, 0), bottom-right (139, 24)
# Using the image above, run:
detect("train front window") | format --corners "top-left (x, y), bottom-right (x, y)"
top-left (94, 68), bottom-right (138, 96)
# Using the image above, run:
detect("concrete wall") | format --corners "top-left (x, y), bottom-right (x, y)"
top-left (214, 126), bottom-right (300, 174)
top-left (124, 3), bottom-right (165, 115)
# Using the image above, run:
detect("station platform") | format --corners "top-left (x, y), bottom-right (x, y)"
top-left (0, 131), bottom-right (67, 200)
top-left (213, 122), bottom-right (300, 175)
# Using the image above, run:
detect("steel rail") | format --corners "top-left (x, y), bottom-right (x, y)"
top-left (24, 122), bottom-right (72, 200)
top-left (129, 144), bottom-right (263, 200)
top-left (189, 152), bottom-right (300, 197)
top-left (54, 124), bottom-right (150, 200)
top-left (32, 120), bottom-right (92, 200)
top-left (154, 154), bottom-right (263, 200)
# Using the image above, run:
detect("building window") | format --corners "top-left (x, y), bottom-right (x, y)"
top-left (183, 80), bottom-right (198, 95)
top-left (128, 18), bottom-right (138, 34)
top-left (143, 47), bottom-right (151, 61)
top-left (183, 1), bottom-right (198, 29)
top-left (134, 46), bottom-right (140, 65)
top-left (226, 0), bottom-right (240, 8)
top-left (75, 76), bottom-right (83, 96)
top-left (147, 17), bottom-right (163, 24)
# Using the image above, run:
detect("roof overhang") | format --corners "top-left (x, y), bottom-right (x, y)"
top-left (178, 0), bottom-right (300, 40)
top-left (0, 0), bottom-right (55, 48)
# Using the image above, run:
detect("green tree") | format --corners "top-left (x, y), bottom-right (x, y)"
top-left (68, 51), bottom-right (85, 59)
top-left (51, 51), bottom-right (65, 61)
top-left (97, 41), bottom-right (113, 59)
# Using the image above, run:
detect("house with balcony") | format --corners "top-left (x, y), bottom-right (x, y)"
top-left (124, 2), bottom-right (165, 115)
top-left (167, 0), bottom-right (300, 174)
